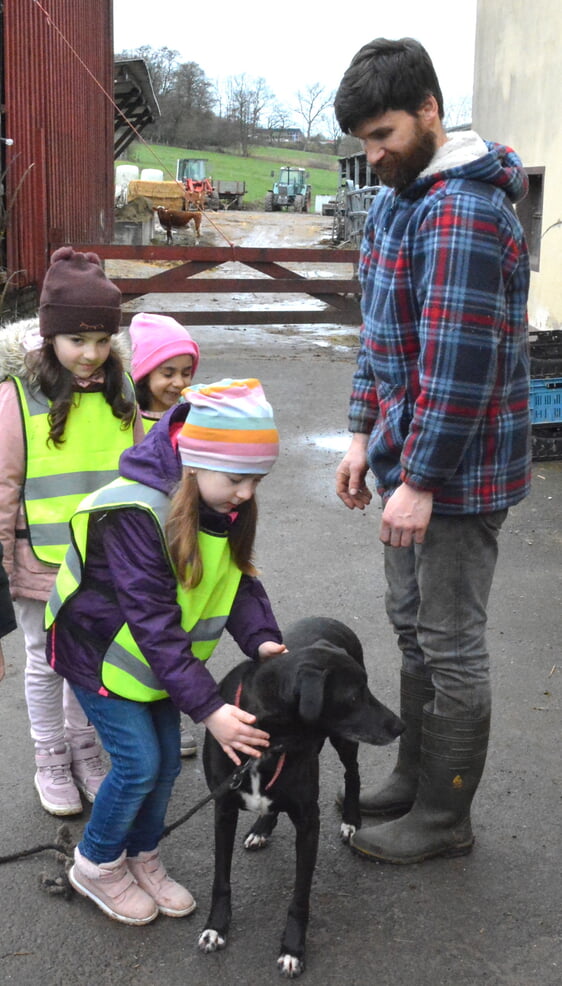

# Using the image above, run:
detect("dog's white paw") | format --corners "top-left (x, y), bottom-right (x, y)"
top-left (244, 832), bottom-right (270, 850)
top-left (198, 929), bottom-right (226, 953)
top-left (340, 822), bottom-right (357, 844)
top-left (277, 953), bottom-right (304, 978)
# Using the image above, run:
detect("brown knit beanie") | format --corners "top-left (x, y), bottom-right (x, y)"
top-left (39, 246), bottom-right (122, 338)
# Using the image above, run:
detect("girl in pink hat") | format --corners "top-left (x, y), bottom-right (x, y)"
top-left (130, 313), bottom-right (200, 432)
top-left (130, 313), bottom-right (202, 755)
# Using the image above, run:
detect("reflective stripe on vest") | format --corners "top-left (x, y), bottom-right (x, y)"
top-left (46, 477), bottom-right (243, 702)
top-left (13, 375), bottom-right (136, 567)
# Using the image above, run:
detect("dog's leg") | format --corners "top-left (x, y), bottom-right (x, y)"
top-left (198, 797), bottom-right (238, 953)
top-left (243, 809), bottom-right (279, 850)
top-left (277, 804), bottom-right (320, 978)
top-left (330, 735), bottom-right (361, 842)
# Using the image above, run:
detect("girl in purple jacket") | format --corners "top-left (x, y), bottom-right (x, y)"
top-left (47, 378), bottom-right (285, 926)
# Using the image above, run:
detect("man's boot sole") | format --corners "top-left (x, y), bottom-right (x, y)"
top-left (350, 837), bottom-right (475, 865)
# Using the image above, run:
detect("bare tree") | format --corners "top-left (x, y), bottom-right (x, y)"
top-left (294, 83), bottom-right (334, 147)
top-left (225, 75), bottom-right (272, 155)
top-left (164, 61), bottom-right (216, 148)
top-left (324, 111), bottom-right (344, 155)
top-left (444, 95), bottom-right (472, 129)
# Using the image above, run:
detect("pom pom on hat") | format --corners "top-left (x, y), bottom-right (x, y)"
top-left (130, 312), bottom-right (200, 382)
top-left (39, 246), bottom-right (122, 338)
top-left (178, 378), bottom-right (279, 475)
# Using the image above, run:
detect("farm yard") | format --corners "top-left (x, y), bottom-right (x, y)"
top-left (1, 212), bottom-right (562, 986)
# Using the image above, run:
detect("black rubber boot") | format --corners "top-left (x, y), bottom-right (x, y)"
top-left (355, 670), bottom-right (434, 817)
top-left (350, 709), bottom-right (490, 864)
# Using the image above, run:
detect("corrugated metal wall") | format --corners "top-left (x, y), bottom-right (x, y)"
top-left (2, 0), bottom-right (114, 290)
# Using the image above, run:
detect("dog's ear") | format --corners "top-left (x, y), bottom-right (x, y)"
top-left (297, 666), bottom-right (328, 723)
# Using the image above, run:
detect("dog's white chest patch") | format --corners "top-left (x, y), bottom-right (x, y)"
top-left (240, 767), bottom-right (273, 815)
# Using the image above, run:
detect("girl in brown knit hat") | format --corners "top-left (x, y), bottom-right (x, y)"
top-left (0, 246), bottom-right (145, 816)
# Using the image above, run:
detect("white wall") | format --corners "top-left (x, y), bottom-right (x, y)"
top-left (472, 0), bottom-right (562, 330)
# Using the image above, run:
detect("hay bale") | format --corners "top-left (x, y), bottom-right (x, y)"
top-left (127, 180), bottom-right (186, 212)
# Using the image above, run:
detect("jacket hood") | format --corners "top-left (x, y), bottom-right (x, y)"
top-left (403, 135), bottom-right (529, 206)
top-left (0, 317), bottom-right (132, 383)
top-left (119, 401), bottom-right (188, 495)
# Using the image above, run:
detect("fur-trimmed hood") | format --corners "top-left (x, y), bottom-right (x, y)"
top-left (0, 318), bottom-right (132, 383)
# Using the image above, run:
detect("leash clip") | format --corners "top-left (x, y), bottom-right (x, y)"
top-left (229, 758), bottom-right (254, 791)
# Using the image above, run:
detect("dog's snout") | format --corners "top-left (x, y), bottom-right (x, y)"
top-left (388, 714), bottom-right (405, 739)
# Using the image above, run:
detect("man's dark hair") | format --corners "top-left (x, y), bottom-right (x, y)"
top-left (334, 37), bottom-right (445, 134)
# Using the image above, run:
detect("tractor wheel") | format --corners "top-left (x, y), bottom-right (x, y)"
top-left (294, 195), bottom-right (304, 213)
top-left (265, 192), bottom-right (274, 212)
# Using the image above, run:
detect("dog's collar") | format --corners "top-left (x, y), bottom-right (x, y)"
top-left (234, 682), bottom-right (286, 790)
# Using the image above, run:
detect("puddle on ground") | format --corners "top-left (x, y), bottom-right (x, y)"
top-left (302, 432), bottom-right (351, 452)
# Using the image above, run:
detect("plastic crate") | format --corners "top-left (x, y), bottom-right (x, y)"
top-left (530, 377), bottom-right (562, 424)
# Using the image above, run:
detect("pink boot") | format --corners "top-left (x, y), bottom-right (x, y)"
top-left (69, 847), bottom-right (158, 925)
top-left (70, 738), bottom-right (107, 803)
top-left (34, 743), bottom-right (82, 816)
top-left (128, 849), bottom-right (196, 917)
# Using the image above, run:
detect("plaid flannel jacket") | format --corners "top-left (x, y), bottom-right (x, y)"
top-left (350, 141), bottom-right (532, 514)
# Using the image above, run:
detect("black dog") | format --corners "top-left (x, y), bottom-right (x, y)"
top-left (198, 616), bottom-right (403, 977)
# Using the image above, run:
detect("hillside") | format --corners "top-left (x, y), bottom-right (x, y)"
top-left (119, 141), bottom-right (340, 208)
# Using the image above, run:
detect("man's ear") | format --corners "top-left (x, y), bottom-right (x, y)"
top-left (418, 94), bottom-right (440, 124)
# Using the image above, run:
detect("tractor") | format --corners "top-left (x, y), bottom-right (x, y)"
top-left (176, 158), bottom-right (219, 210)
top-left (176, 158), bottom-right (246, 210)
top-left (265, 166), bottom-right (311, 213)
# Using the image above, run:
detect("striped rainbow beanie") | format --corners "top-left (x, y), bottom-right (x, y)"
top-left (177, 378), bottom-right (279, 474)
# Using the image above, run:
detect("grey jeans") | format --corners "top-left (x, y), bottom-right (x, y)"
top-left (383, 510), bottom-right (508, 718)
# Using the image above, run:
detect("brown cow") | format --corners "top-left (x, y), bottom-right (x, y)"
top-left (155, 206), bottom-right (202, 244)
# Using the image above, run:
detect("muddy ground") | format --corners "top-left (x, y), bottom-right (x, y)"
top-left (1, 213), bottom-right (561, 986)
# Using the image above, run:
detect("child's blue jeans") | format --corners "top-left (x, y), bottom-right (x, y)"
top-left (72, 685), bottom-right (182, 863)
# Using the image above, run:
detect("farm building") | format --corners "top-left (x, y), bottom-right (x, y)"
top-left (472, 0), bottom-right (561, 333)
top-left (0, 0), bottom-right (157, 318)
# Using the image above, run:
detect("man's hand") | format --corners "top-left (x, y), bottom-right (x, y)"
top-left (335, 433), bottom-right (373, 510)
top-left (380, 483), bottom-right (433, 547)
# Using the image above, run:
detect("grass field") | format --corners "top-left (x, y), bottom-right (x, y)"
top-left (119, 141), bottom-right (340, 208)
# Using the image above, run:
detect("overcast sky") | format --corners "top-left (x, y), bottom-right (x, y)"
top-left (113, 0), bottom-right (477, 115)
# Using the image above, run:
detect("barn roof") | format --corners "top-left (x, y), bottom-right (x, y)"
top-left (114, 58), bottom-right (160, 158)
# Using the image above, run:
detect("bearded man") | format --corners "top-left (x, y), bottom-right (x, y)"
top-left (334, 38), bottom-right (531, 864)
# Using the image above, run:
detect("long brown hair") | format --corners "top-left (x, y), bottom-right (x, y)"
top-left (165, 471), bottom-right (259, 588)
top-left (26, 340), bottom-right (136, 447)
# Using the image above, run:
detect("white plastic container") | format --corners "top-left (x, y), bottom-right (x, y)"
top-left (140, 168), bottom-right (164, 182)
top-left (115, 164), bottom-right (139, 184)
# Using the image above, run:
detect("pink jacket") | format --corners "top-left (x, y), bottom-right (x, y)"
top-left (0, 320), bottom-right (145, 602)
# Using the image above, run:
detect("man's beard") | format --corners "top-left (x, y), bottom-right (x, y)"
top-left (377, 125), bottom-right (437, 192)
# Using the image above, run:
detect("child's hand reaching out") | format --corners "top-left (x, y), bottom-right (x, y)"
top-left (203, 704), bottom-right (270, 765)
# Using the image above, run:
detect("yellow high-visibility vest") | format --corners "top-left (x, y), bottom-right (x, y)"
top-left (46, 476), bottom-right (243, 702)
top-left (12, 375), bottom-right (136, 567)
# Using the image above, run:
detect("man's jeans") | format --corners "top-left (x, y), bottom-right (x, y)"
top-left (384, 510), bottom-right (507, 719)
top-left (72, 686), bottom-right (181, 863)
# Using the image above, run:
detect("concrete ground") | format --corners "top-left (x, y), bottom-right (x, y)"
top-left (1, 279), bottom-right (561, 985)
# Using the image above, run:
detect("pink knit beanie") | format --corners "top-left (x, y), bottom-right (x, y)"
top-left (39, 246), bottom-right (121, 338)
top-left (130, 312), bottom-right (200, 382)
top-left (178, 378), bottom-right (279, 475)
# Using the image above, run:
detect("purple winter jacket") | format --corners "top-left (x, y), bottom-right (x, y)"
top-left (47, 402), bottom-right (282, 722)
